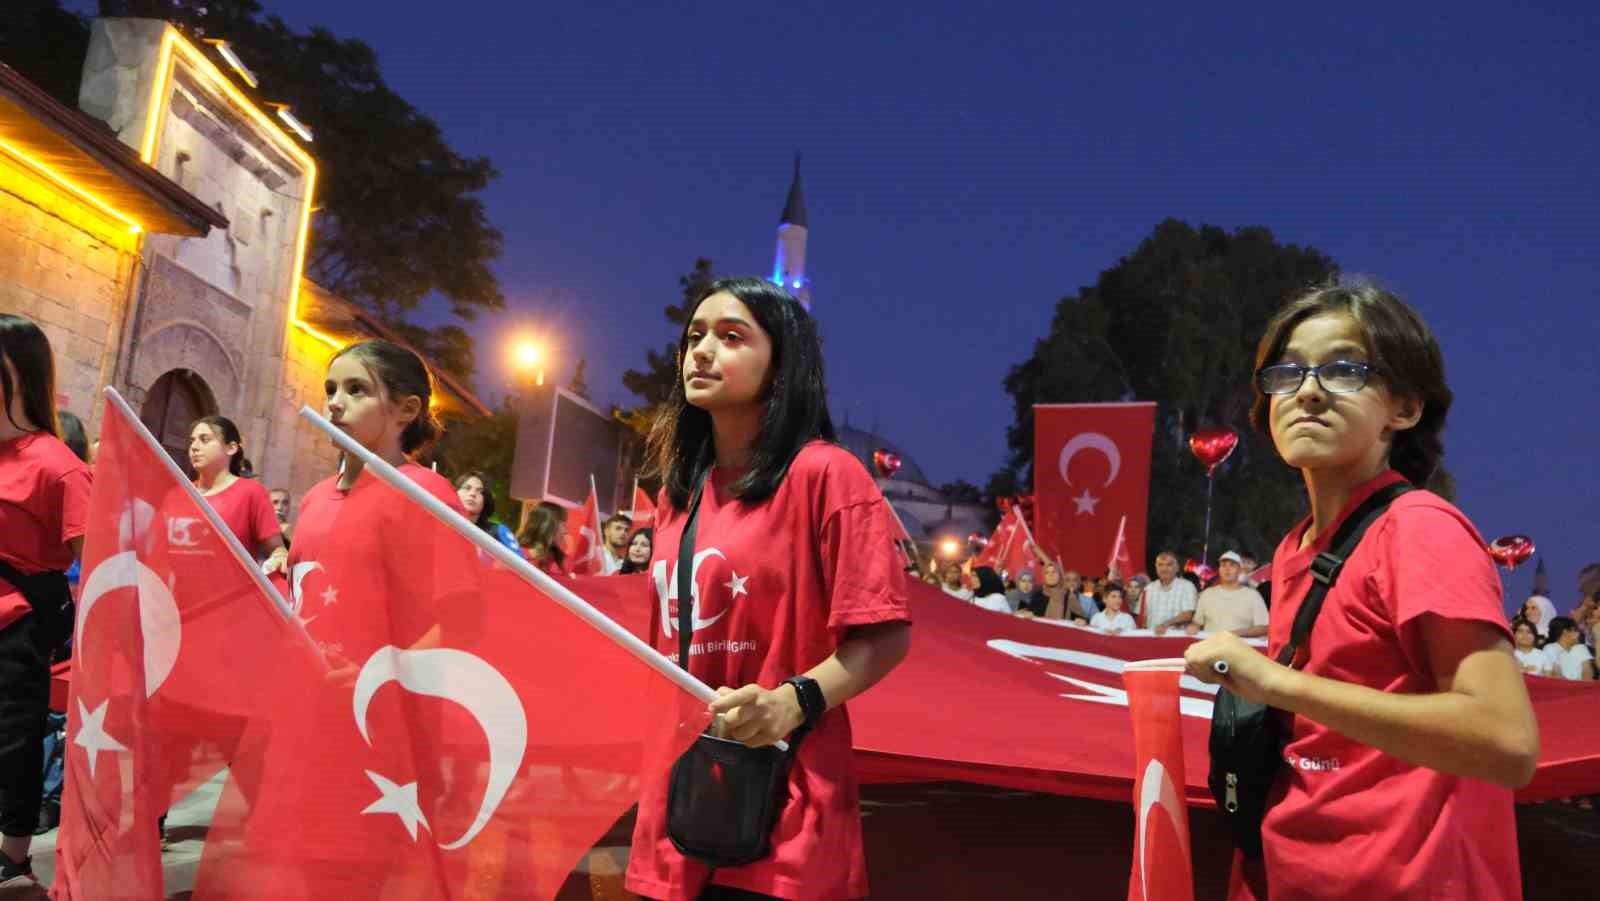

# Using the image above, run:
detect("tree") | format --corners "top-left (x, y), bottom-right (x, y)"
top-left (937, 480), bottom-right (984, 505)
top-left (0, 1), bottom-right (90, 107)
top-left (96, 0), bottom-right (504, 325)
top-left (430, 397), bottom-right (519, 529)
top-left (622, 258), bottom-right (716, 408)
top-left (1003, 219), bottom-right (1341, 564)
top-left (568, 358), bottom-right (591, 401)
top-left (389, 321), bottom-right (475, 383)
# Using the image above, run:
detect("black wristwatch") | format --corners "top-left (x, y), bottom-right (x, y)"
top-left (782, 675), bottom-right (826, 727)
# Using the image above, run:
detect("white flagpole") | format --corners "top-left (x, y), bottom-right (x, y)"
top-left (1107, 514), bottom-right (1129, 577)
top-left (103, 387), bottom-right (325, 667)
top-left (300, 407), bottom-right (726, 711)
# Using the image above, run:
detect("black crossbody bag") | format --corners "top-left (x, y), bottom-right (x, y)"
top-left (1208, 482), bottom-right (1411, 858)
top-left (665, 475), bottom-right (807, 867)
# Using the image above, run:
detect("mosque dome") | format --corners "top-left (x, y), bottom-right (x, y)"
top-left (835, 425), bottom-right (933, 488)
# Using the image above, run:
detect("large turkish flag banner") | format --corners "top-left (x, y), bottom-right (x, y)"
top-left (1034, 403), bottom-right (1157, 578)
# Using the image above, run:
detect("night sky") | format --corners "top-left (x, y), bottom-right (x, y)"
top-left (95, 3), bottom-right (1600, 606)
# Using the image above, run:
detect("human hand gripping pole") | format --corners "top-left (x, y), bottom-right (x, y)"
top-left (294, 407), bottom-right (780, 747)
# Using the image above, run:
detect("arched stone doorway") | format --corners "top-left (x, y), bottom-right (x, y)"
top-left (140, 369), bottom-right (217, 478)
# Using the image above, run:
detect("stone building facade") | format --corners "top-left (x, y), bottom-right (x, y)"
top-left (2, 17), bottom-right (484, 508)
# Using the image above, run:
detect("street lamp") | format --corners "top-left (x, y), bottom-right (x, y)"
top-left (938, 538), bottom-right (960, 559)
top-left (510, 336), bottom-right (546, 386)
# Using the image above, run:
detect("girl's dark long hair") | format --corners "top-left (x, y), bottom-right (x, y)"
top-left (331, 340), bottom-right (442, 455)
top-left (0, 313), bottom-right (59, 437)
top-left (193, 415), bottom-right (253, 476)
top-left (454, 470), bottom-right (497, 531)
top-left (646, 277), bottom-right (837, 510)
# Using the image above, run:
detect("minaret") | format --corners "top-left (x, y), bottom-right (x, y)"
top-left (772, 154), bottom-right (811, 310)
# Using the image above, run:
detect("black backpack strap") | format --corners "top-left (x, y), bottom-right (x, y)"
top-left (676, 471), bottom-right (708, 670)
top-left (1275, 481), bottom-right (1413, 667)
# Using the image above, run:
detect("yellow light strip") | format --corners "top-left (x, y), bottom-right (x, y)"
top-left (138, 27), bottom-right (337, 350)
top-left (0, 138), bottom-right (143, 234)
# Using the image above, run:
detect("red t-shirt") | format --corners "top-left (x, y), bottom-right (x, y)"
top-left (1237, 471), bottom-right (1520, 901)
top-left (626, 442), bottom-right (912, 901)
top-left (198, 476), bottom-right (282, 557)
top-left (0, 431), bottom-right (92, 629)
top-left (249, 462), bottom-right (478, 855)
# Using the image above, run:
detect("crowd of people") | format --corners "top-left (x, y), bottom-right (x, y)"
top-left (926, 546), bottom-right (1274, 638)
top-left (1, 275), bottom-right (1589, 898)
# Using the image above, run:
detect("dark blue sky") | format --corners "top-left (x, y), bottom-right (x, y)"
top-left (164, 3), bottom-right (1600, 604)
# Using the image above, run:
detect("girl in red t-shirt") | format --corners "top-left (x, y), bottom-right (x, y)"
top-left (0, 314), bottom-right (92, 887)
top-left (1185, 283), bottom-right (1538, 901)
top-left (222, 340), bottom-right (479, 897)
top-left (187, 415), bottom-right (285, 570)
top-left (625, 277), bottom-right (912, 901)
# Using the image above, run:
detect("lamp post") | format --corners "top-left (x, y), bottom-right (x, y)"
top-left (510, 337), bottom-right (547, 386)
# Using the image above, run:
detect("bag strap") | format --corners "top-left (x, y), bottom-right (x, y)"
top-left (676, 471), bottom-right (708, 671)
top-left (1275, 481), bottom-right (1412, 668)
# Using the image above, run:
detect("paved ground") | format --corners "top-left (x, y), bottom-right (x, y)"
top-left (6, 779), bottom-right (1596, 899)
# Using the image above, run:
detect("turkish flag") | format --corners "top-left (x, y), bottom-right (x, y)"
top-left (631, 484), bottom-right (657, 529)
top-left (55, 392), bottom-right (318, 899)
top-left (1123, 661), bottom-right (1195, 901)
top-left (1108, 516), bottom-right (1135, 585)
top-left (1034, 403), bottom-right (1156, 578)
top-left (562, 484), bottom-right (605, 575)
top-left (974, 508), bottom-right (1020, 570)
top-left (191, 466), bottom-right (706, 900)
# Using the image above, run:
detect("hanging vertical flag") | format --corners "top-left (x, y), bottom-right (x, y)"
top-left (630, 480), bottom-right (657, 529)
top-left (1122, 659), bottom-right (1195, 901)
top-left (1034, 402), bottom-right (1156, 578)
top-left (562, 478), bottom-right (605, 575)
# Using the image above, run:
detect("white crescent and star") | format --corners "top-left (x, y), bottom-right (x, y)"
top-left (76, 549), bottom-right (181, 697)
top-left (289, 561), bottom-right (325, 627)
top-left (1137, 758), bottom-right (1190, 901)
top-left (352, 646), bottom-right (528, 849)
top-left (73, 698), bottom-right (128, 778)
top-left (1058, 433), bottom-right (1122, 516)
top-left (658, 549), bottom-right (734, 637)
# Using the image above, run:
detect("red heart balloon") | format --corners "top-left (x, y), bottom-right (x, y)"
top-left (1487, 535), bottom-right (1535, 571)
top-left (1189, 427), bottom-right (1240, 476)
top-left (872, 448), bottom-right (902, 479)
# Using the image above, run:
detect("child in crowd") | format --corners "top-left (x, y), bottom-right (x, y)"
top-left (1511, 618), bottom-right (1548, 675)
top-left (1541, 617), bottom-right (1594, 681)
top-left (1089, 584), bottom-right (1137, 634)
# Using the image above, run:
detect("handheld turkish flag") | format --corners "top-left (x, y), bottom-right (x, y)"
top-left (631, 481), bottom-right (657, 529)
top-left (1035, 402), bottom-right (1156, 578)
top-left (1122, 660), bottom-right (1195, 901)
top-left (999, 509), bottom-right (1038, 579)
top-left (55, 389), bottom-right (320, 899)
top-left (563, 478), bottom-right (605, 575)
top-left (192, 409), bottom-right (709, 900)
top-left (1108, 515), bottom-right (1134, 584)
top-left (974, 508), bottom-right (1019, 570)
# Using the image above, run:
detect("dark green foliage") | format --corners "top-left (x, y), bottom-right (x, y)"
top-left (622, 257), bottom-right (716, 408)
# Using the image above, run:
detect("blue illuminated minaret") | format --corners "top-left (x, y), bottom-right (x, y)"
top-left (772, 154), bottom-right (811, 310)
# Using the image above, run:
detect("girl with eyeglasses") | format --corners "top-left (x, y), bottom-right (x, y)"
top-left (1184, 282), bottom-right (1537, 900)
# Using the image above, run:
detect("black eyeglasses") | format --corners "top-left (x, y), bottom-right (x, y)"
top-left (1255, 360), bottom-right (1378, 395)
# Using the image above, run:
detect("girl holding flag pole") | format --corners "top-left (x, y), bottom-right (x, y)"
top-left (625, 277), bottom-right (912, 901)
top-left (210, 339), bottom-right (481, 896)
